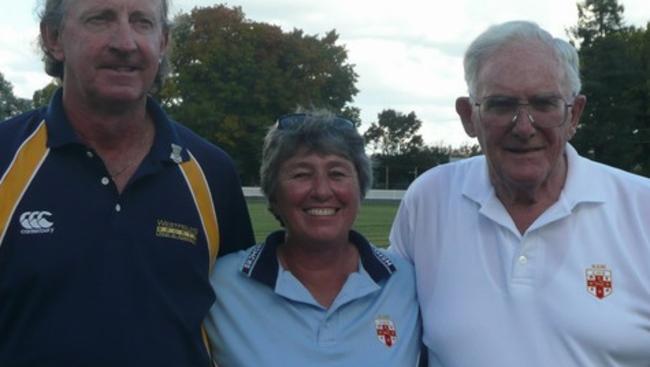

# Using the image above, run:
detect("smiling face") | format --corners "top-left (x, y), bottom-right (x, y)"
top-left (271, 148), bottom-right (361, 247)
top-left (44, 0), bottom-right (168, 107)
top-left (458, 40), bottom-right (585, 196)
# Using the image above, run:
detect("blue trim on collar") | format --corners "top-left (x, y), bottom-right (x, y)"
top-left (241, 230), bottom-right (396, 289)
top-left (145, 97), bottom-right (190, 164)
top-left (45, 88), bottom-right (82, 148)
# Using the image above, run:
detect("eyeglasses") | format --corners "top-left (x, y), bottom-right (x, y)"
top-left (473, 95), bottom-right (573, 128)
top-left (275, 113), bottom-right (355, 130)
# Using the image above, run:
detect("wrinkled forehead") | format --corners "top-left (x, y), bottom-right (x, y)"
top-left (63, 0), bottom-right (165, 18)
top-left (477, 40), bottom-right (566, 97)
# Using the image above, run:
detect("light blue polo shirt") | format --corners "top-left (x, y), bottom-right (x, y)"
top-left (205, 230), bottom-right (421, 366)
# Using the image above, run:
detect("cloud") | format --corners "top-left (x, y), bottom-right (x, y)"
top-left (2, 0), bottom-right (648, 147)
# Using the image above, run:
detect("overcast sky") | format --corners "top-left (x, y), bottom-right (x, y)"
top-left (1, 1), bottom-right (648, 146)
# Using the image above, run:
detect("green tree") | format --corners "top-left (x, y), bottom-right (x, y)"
top-left (450, 143), bottom-right (482, 158)
top-left (364, 109), bottom-right (424, 156)
top-left (570, 0), bottom-right (650, 176)
top-left (364, 110), bottom-right (448, 189)
top-left (571, 0), bottom-right (626, 48)
top-left (32, 82), bottom-right (59, 108)
top-left (0, 72), bottom-right (31, 121)
top-left (159, 5), bottom-right (359, 184)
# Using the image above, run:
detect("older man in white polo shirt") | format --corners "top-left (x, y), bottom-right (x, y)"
top-left (389, 20), bottom-right (650, 366)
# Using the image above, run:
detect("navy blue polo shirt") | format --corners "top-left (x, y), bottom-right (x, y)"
top-left (0, 89), bottom-right (255, 366)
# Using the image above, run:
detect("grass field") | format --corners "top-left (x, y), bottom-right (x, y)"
top-left (246, 198), bottom-right (400, 248)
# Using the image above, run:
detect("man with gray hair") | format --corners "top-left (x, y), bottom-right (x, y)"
top-left (390, 20), bottom-right (650, 366)
top-left (0, 0), bottom-right (254, 365)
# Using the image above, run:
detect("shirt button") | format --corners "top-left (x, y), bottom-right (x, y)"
top-left (86, 151), bottom-right (94, 158)
top-left (101, 177), bottom-right (110, 185)
top-left (115, 204), bottom-right (121, 212)
top-left (518, 255), bottom-right (528, 265)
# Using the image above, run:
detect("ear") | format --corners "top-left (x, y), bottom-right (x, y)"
top-left (569, 94), bottom-right (586, 128)
top-left (159, 27), bottom-right (170, 56)
top-left (567, 94), bottom-right (587, 139)
top-left (40, 22), bottom-right (65, 61)
top-left (267, 202), bottom-right (285, 227)
top-left (456, 97), bottom-right (477, 137)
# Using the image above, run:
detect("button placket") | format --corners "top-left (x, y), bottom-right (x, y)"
top-left (511, 235), bottom-right (537, 283)
top-left (317, 314), bottom-right (337, 346)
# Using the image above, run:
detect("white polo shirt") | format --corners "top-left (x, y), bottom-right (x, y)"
top-left (206, 230), bottom-right (422, 367)
top-left (389, 144), bottom-right (650, 366)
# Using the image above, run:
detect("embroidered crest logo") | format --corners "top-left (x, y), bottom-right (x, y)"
top-left (155, 220), bottom-right (198, 245)
top-left (375, 315), bottom-right (397, 348)
top-left (586, 264), bottom-right (612, 300)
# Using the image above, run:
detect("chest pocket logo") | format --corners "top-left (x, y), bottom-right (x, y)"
top-left (156, 219), bottom-right (198, 245)
top-left (19, 211), bottom-right (55, 234)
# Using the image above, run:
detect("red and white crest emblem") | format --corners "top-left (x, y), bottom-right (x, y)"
top-left (375, 316), bottom-right (397, 348)
top-left (586, 264), bottom-right (612, 299)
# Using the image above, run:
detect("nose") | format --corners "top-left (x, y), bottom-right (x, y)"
top-left (109, 20), bottom-right (138, 52)
top-left (510, 106), bottom-right (536, 138)
top-left (511, 106), bottom-right (535, 125)
top-left (311, 173), bottom-right (333, 199)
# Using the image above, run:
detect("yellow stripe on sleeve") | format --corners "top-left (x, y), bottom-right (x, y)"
top-left (178, 152), bottom-right (220, 272)
top-left (0, 120), bottom-right (50, 246)
top-left (201, 325), bottom-right (214, 364)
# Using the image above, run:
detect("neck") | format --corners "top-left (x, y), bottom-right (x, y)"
top-left (493, 154), bottom-right (568, 234)
top-left (279, 237), bottom-right (359, 308)
top-left (63, 93), bottom-right (156, 193)
top-left (63, 92), bottom-right (151, 149)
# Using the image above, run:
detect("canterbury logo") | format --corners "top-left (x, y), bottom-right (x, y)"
top-left (19, 211), bottom-right (55, 234)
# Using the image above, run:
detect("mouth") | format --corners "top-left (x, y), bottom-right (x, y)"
top-left (305, 208), bottom-right (338, 216)
top-left (504, 146), bottom-right (543, 154)
top-left (101, 65), bottom-right (140, 73)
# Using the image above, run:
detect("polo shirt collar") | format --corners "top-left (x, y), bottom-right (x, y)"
top-left (461, 144), bottom-right (606, 234)
top-left (560, 144), bottom-right (607, 205)
top-left (45, 88), bottom-right (81, 148)
top-left (461, 144), bottom-right (606, 206)
top-left (240, 229), bottom-right (396, 289)
top-left (44, 88), bottom-right (190, 165)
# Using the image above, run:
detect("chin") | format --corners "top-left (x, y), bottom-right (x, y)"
top-left (500, 165), bottom-right (547, 184)
top-left (93, 87), bottom-right (148, 104)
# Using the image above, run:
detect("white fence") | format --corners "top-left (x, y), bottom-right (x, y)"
top-left (242, 187), bottom-right (405, 201)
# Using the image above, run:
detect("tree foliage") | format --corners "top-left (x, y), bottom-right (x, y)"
top-left (365, 109), bottom-right (442, 189)
top-left (570, 0), bottom-right (627, 48)
top-left (364, 109), bottom-right (424, 156)
top-left (158, 5), bottom-right (359, 184)
top-left (32, 82), bottom-right (59, 108)
top-left (569, 0), bottom-right (650, 176)
top-left (0, 72), bottom-right (31, 121)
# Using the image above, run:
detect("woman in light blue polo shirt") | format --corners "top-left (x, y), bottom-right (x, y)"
top-left (204, 111), bottom-right (422, 366)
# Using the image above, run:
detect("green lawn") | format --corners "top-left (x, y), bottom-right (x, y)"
top-left (246, 198), bottom-right (400, 248)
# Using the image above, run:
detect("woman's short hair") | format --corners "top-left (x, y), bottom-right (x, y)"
top-left (463, 20), bottom-right (582, 97)
top-left (260, 110), bottom-right (372, 207)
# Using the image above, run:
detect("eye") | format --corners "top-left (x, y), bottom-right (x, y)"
top-left (131, 16), bottom-right (155, 32)
top-left (86, 14), bottom-right (110, 26)
top-left (289, 170), bottom-right (310, 179)
top-left (329, 167), bottom-right (352, 180)
top-left (483, 97), bottom-right (518, 114)
top-left (530, 97), bottom-right (561, 112)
